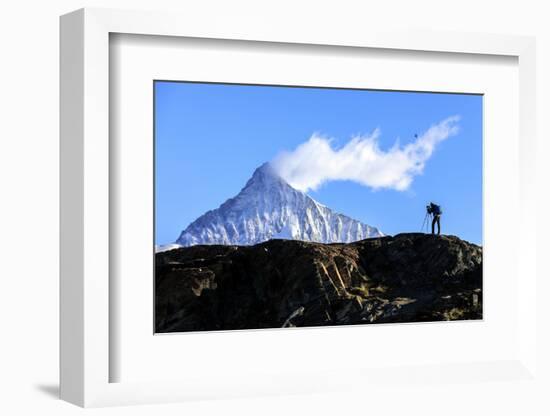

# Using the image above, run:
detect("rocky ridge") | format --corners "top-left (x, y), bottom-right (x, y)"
top-left (155, 233), bottom-right (482, 332)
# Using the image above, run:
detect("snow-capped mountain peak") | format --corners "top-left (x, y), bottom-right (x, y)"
top-left (176, 162), bottom-right (383, 246)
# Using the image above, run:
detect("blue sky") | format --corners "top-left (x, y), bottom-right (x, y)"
top-left (155, 81), bottom-right (482, 245)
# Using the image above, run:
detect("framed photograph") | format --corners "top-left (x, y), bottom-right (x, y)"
top-left (60, 8), bottom-right (538, 407)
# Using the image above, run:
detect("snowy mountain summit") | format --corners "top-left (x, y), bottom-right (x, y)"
top-left (176, 163), bottom-right (383, 247)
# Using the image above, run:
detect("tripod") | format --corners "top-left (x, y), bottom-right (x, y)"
top-left (421, 211), bottom-right (432, 233)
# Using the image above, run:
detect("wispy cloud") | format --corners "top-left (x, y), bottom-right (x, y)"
top-left (271, 116), bottom-right (460, 192)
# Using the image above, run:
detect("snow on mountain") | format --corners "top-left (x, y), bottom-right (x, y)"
top-left (176, 163), bottom-right (383, 247)
top-left (155, 243), bottom-right (183, 253)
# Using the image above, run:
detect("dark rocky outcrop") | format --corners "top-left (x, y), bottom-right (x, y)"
top-left (155, 233), bottom-right (482, 333)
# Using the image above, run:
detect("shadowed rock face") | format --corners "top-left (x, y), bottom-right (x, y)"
top-left (155, 233), bottom-right (482, 333)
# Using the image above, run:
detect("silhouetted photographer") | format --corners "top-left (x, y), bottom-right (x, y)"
top-left (426, 202), bottom-right (442, 235)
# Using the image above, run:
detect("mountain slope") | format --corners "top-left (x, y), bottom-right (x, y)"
top-left (176, 163), bottom-right (382, 246)
top-left (156, 233), bottom-right (483, 332)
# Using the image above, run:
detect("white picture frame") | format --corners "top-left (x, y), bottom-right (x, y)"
top-left (60, 7), bottom-right (538, 407)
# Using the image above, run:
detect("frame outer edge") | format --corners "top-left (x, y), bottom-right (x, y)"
top-left (82, 8), bottom-right (111, 407)
top-left (58, 6), bottom-right (539, 407)
top-left (59, 9), bottom-right (85, 407)
top-left (518, 39), bottom-right (537, 376)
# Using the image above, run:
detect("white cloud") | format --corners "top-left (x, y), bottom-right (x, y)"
top-left (271, 116), bottom-right (460, 192)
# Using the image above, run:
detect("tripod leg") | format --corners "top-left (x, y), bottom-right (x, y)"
top-left (421, 213), bottom-right (428, 232)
